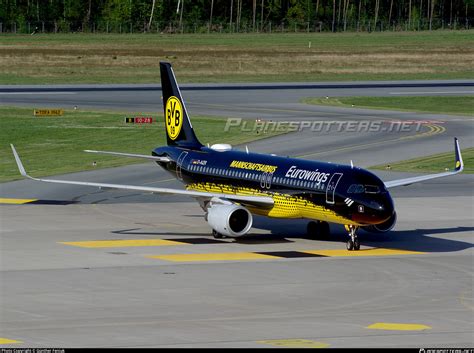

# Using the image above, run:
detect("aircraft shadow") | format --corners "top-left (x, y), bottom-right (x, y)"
top-left (111, 227), bottom-right (294, 244)
top-left (110, 220), bottom-right (473, 253)
top-left (250, 217), bottom-right (473, 253)
top-left (359, 226), bottom-right (474, 253)
top-left (111, 228), bottom-right (208, 237)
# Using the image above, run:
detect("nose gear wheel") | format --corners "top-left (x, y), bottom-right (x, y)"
top-left (345, 225), bottom-right (360, 251)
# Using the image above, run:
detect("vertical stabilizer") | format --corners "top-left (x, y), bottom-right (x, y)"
top-left (160, 62), bottom-right (202, 149)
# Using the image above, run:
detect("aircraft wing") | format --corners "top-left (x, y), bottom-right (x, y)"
top-left (11, 145), bottom-right (273, 207)
top-left (84, 149), bottom-right (171, 162)
top-left (384, 138), bottom-right (464, 189)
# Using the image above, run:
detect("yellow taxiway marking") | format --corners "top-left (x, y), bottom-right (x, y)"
top-left (147, 248), bottom-right (424, 262)
top-left (257, 339), bottom-right (330, 348)
top-left (0, 198), bottom-right (37, 204)
top-left (0, 338), bottom-right (22, 344)
top-left (60, 239), bottom-right (188, 248)
top-left (147, 252), bottom-right (279, 262)
top-left (304, 248), bottom-right (424, 257)
top-left (367, 323), bottom-right (432, 331)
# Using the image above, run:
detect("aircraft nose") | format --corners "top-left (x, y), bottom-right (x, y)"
top-left (378, 194), bottom-right (395, 221)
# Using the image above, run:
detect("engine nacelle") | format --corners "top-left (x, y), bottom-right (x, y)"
top-left (362, 212), bottom-right (397, 233)
top-left (207, 204), bottom-right (253, 237)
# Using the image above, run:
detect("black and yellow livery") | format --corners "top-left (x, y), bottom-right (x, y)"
top-left (11, 62), bottom-right (464, 251)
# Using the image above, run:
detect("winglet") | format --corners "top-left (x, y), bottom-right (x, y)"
top-left (10, 144), bottom-right (28, 178)
top-left (454, 137), bottom-right (463, 172)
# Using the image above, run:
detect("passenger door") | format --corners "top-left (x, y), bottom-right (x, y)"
top-left (176, 151), bottom-right (188, 181)
top-left (326, 173), bottom-right (343, 204)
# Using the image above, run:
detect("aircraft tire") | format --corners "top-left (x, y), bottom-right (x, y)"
top-left (307, 221), bottom-right (330, 239)
top-left (353, 238), bottom-right (360, 250)
top-left (319, 221), bottom-right (330, 238)
top-left (346, 239), bottom-right (354, 251)
top-left (212, 229), bottom-right (225, 239)
top-left (307, 221), bottom-right (318, 237)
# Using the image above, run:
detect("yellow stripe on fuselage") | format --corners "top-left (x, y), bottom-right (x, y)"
top-left (186, 182), bottom-right (351, 225)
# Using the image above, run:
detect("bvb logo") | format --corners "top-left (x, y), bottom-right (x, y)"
top-left (166, 96), bottom-right (183, 140)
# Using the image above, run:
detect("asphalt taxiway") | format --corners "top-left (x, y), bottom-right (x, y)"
top-left (0, 81), bottom-right (473, 347)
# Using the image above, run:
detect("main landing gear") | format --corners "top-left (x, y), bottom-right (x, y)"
top-left (307, 221), bottom-right (330, 239)
top-left (212, 229), bottom-right (226, 239)
top-left (345, 225), bottom-right (360, 251)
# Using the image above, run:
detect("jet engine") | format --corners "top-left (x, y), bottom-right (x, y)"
top-left (362, 212), bottom-right (397, 233)
top-left (207, 204), bottom-right (253, 237)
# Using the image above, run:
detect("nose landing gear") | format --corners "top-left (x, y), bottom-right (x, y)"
top-left (345, 225), bottom-right (360, 251)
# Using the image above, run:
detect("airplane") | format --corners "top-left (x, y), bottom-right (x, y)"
top-left (11, 62), bottom-right (464, 251)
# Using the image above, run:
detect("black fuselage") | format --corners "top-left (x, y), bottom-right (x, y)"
top-left (153, 145), bottom-right (395, 226)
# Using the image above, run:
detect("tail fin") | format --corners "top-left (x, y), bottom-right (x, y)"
top-left (160, 62), bottom-right (202, 149)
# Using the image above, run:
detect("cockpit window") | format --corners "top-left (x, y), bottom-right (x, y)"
top-left (347, 184), bottom-right (364, 193)
top-left (348, 184), bottom-right (381, 194)
top-left (364, 185), bottom-right (380, 194)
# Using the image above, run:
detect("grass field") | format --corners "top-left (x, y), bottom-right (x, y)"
top-left (0, 107), bottom-right (280, 182)
top-left (371, 148), bottom-right (473, 174)
top-left (1, 31), bottom-right (473, 84)
top-left (301, 96), bottom-right (474, 116)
